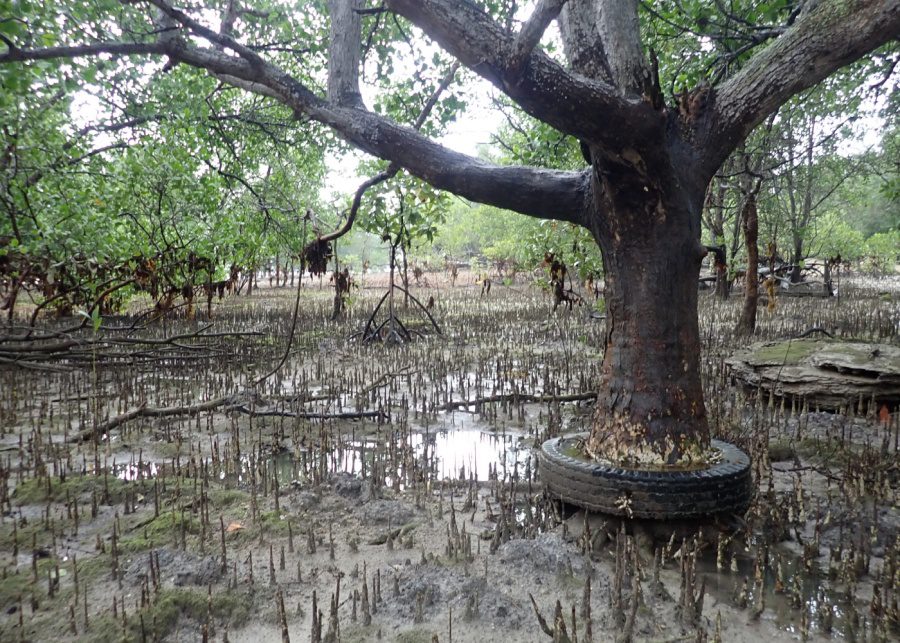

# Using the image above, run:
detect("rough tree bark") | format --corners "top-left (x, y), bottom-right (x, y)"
top-left (2, 0), bottom-right (897, 464)
top-left (583, 163), bottom-right (710, 463)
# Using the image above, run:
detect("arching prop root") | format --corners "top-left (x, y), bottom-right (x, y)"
top-left (353, 284), bottom-right (441, 345)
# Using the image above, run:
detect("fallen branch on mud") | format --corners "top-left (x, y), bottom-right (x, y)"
top-left (359, 365), bottom-right (418, 395)
top-left (437, 391), bottom-right (596, 412)
top-left (69, 392), bottom-right (387, 443)
top-left (1, 322), bottom-right (264, 369)
top-left (242, 408), bottom-right (385, 420)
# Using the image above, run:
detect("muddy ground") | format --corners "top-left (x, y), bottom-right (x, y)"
top-left (0, 272), bottom-right (897, 642)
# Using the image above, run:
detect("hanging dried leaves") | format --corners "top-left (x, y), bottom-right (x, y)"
top-left (302, 240), bottom-right (333, 277)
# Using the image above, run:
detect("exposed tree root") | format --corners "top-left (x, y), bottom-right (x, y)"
top-left (794, 326), bottom-right (833, 339)
top-left (356, 284), bottom-right (441, 344)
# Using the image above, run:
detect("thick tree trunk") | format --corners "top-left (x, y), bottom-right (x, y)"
top-left (584, 166), bottom-right (710, 465)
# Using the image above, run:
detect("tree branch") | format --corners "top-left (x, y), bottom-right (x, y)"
top-left (510, 0), bottom-right (568, 78)
top-left (25, 142), bottom-right (129, 188)
top-left (328, 0), bottom-right (365, 107)
top-left (558, 0), bottom-right (612, 81)
top-left (147, 0), bottom-right (266, 67)
top-left (0, 42), bottom-right (166, 63)
top-left (384, 0), bottom-right (660, 150)
top-left (709, 0), bottom-right (900, 172)
top-left (597, 0), bottom-right (648, 94)
top-left (170, 43), bottom-right (591, 223)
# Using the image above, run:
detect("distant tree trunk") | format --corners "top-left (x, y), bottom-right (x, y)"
top-left (736, 194), bottom-right (759, 336)
top-left (823, 259), bottom-right (834, 297)
top-left (729, 212), bottom-right (742, 275)
top-left (331, 244), bottom-right (344, 320)
top-left (703, 176), bottom-right (730, 300)
top-left (708, 245), bottom-right (729, 299)
top-left (3, 277), bottom-right (21, 322)
top-left (401, 245), bottom-right (410, 308)
top-left (790, 240), bottom-right (803, 284)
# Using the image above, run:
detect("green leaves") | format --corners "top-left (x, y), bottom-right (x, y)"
top-left (77, 306), bottom-right (102, 333)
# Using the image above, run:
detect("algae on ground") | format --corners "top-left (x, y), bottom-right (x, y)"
top-left (746, 338), bottom-right (824, 365)
top-left (12, 473), bottom-right (135, 505)
top-left (85, 587), bottom-right (253, 642)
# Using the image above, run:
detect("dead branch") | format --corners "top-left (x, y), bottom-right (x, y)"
top-left (69, 393), bottom-right (386, 443)
top-left (0, 323), bottom-right (264, 369)
top-left (437, 391), bottom-right (595, 412)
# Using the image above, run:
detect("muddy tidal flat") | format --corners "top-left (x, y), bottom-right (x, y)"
top-left (1, 273), bottom-right (898, 642)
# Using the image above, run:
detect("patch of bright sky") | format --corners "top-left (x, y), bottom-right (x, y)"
top-left (322, 74), bottom-right (503, 202)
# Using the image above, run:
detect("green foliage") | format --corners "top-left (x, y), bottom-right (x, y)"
top-left (431, 200), bottom-right (602, 282)
top-left (525, 220), bottom-right (603, 283)
top-left (0, 49), bottom-right (327, 315)
top-left (431, 201), bottom-right (534, 263)
top-left (863, 230), bottom-right (900, 274)
top-left (357, 169), bottom-right (449, 254)
top-left (815, 213), bottom-right (866, 260)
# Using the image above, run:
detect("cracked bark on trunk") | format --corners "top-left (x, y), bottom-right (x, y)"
top-left (583, 149), bottom-right (711, 464)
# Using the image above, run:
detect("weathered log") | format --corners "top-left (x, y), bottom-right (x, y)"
top-left (726, 339), bottom-right (900, 409)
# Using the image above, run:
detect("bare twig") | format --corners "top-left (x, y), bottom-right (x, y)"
top-left (437, 391), bottom-right (595, 412)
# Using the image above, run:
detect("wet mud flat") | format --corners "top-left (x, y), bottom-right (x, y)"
top-left (0, 276), bottom-right (897, 642)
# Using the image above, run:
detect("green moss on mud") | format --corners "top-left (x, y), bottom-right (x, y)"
top-left (395, 629), bottom-right (439, 643)
top-left (0, 568), bottom-right (33, 613)
top-left (119, 510), bottom-right (202, 553)
top-left (208, 488), bottom-right (250, 508)
top-left (86, 587), bottom-right (252, 642)
top-left (258, 510), bottom-right (290, 534)
top-left (0, 556), bottom-right (84, 615)
top-left (12, 474), bottom-right (135, 505)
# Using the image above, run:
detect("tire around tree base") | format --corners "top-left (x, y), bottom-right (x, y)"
top-left (539, 434), bottom-right (752, 520)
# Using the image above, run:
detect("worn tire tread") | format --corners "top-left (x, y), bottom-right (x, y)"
top-left (539, 435), bottom-right (752, 519)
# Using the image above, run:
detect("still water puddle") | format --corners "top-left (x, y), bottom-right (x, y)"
top-left (234, 426), bottom-right (536, 488)
top-left (698, 546), bottom-right (859, 637)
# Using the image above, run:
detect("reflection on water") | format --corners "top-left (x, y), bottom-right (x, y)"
top-left (231, 426), bottom-right (535, 489)
top-left (698, 545), bottom-right (854, 637)
top-left (114, 460), bottom-right (160, 481)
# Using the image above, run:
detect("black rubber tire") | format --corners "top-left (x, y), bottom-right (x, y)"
top-left (539, 434), bottom-right (752, 520)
